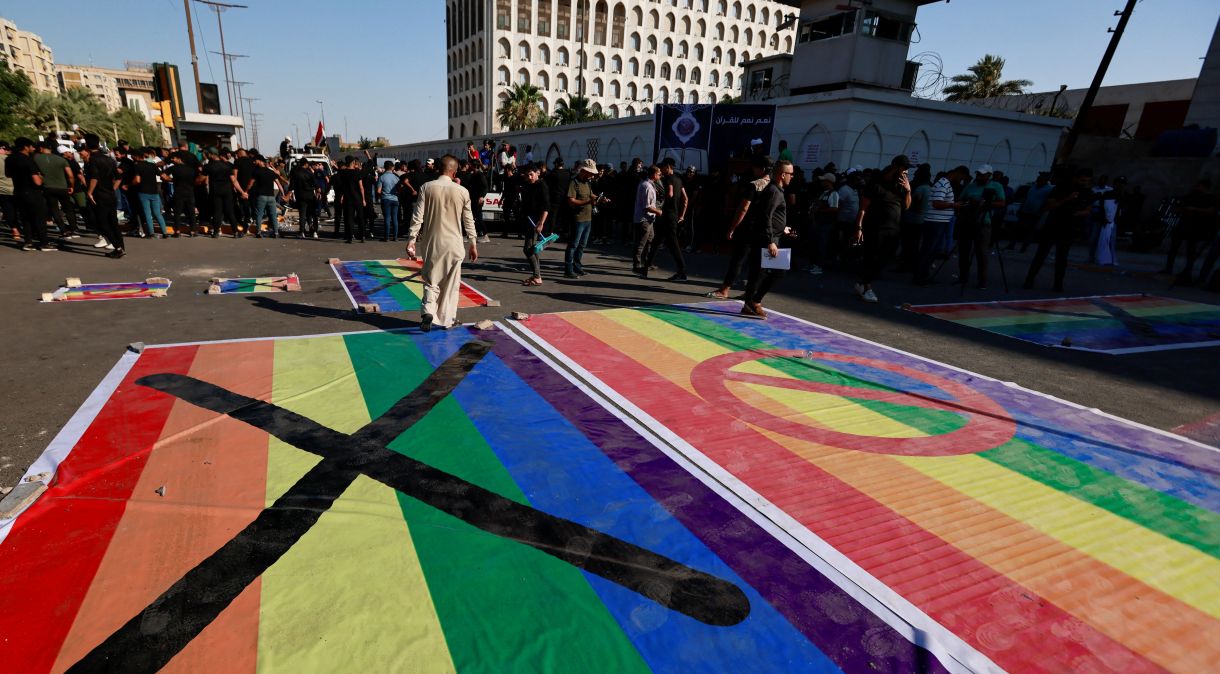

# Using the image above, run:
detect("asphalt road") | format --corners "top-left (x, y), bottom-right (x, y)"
top-left (2, 226), bottom-right (1218, 490)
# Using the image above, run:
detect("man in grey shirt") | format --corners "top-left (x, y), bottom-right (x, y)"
top-left (633, 165), bottom-right (663, 272)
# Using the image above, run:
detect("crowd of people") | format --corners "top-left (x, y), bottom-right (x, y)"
top-left (4, 132), bottom-right (1218, 312)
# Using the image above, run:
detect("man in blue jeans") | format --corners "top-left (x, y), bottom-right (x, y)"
top-left (565, 159), bottom-right (608, 278)
top-left (376, 160), bottom-right (401, 241)
top-left (246, 155), bottom-right (283, 238)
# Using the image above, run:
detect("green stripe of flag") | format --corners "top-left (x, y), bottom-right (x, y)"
top-left (344, 331), bottom-right (650, 674)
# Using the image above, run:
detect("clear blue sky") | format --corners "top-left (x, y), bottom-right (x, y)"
top-left (4, 1), bottom-right (1217, 146)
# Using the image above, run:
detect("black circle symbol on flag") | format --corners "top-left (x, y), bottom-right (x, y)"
top-left (690, 350), bottom-right (1016, 456)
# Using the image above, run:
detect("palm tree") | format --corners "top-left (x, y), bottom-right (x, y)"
top-left (943, 55), bottom-right (1032, 102)
top-left (20, 90), bottom-right (60, 134)
top-left (496, 83), bottom-right (544, 131)
top-left (552, 94), bottom-right (607, 125)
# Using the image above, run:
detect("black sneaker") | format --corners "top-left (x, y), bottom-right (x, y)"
top-left (668, 273), bottom-right (688, 281)
top-left (564, 272), bottom-right (578, 279)
top-left (420, 313), bottom-right (433, 332)
top-left (107, 248), bottom-right (126, 259)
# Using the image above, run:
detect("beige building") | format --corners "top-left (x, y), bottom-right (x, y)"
top-left (56, 65), bottom-right (123, 111)
top-left (445, 0), bottom-right (801, 137)
top-left (0, 17), bottom-right (57, 93)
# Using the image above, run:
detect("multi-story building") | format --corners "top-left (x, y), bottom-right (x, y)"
top-left (445, 0), bottom-right (800, 138)
top-left (56, 65), bottom-right (124, 111)
top-left (0, 17), bottom-right (57, 93)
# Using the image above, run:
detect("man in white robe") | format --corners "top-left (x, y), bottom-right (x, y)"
top-left (406, 155), bottom-right (478, 331)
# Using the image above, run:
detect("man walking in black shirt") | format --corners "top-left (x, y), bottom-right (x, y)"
top-left (247, 154), bottom-right (283, 238)
top-left (338, 157), bottom-right (367, 243)
top-left (82, 134), bottom-right (124, 258)
top-left (641, 158), bottom-right (688, 280)
top-left (233, 148), bottom-right (256, 230)
top-left (289, 160), bottom-right (319, 238)
top-left (740, 160), bottom-right (795, 319)
top-left (6, 137), bottom-right (52, 251)
top-left (517, 163), bottom-right (551, 285)
top-left (1023, 169), bottom-right (1094, 292)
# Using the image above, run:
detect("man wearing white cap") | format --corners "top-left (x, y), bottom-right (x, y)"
top-left (405, 154), bottom-right (478, 331)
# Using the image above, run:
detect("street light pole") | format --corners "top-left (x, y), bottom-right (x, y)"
top-left (232, 81), bottom-right (252, 146)
top-left (195, 0), bottom-right (248, 116)
top-left (1058, 0), bottom-right (1138, 164)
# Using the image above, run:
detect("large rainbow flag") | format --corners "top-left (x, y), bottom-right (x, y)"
top-left (331, 258), bottom-right (496, 313)
top-left (519, 301), bottom-right (1220, 674)
top-left (907, 294), bottom-right (1220, 354)
top-left (209, 274), bottom-right (301, 294)
top-left (0, 324), bottom-right (946, 673)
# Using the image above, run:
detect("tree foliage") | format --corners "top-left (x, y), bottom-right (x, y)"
top-left (943, 54), bottom-right (1032, 102)
top-left (0, 64), bottom-right (160, 145)
top-left (552, 95), bottom-right (608, 126)
top-left (496, 83), bottom-right (544, 131)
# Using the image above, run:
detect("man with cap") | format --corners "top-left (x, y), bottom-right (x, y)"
top-left (246, 154), bottom-right (284, 238)
top-left (565, 158), bottom-right (609, 278)
top-left (279, 136), bottom-right (292, 161)
top-left (956, 164), bottom-right (1006, 290)
top-left (640, 157), bottom-right (688, 280)
top-left (853, 155), bottom-right (912, 303)
top-left (405, 154), bottom-right (478, 331)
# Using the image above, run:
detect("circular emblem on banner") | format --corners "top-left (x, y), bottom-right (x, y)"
top-left (689, 350), bottom-right (1015, 456)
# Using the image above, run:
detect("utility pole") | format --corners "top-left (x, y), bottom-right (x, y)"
top-left (182, 0), bottom-right (204, 112)
top-left (195, 0), bottom-right (248, 116)
top-left (250, 113), bottom-right (264, 150)
top-left (232, 81), bottom-right (252, 146)
top-left (1058, 0), bottom-right (1137, 164)
top-left (243, 98), bottom-right (261, 148)
top-left (210, 51), bottom-right (248, 117)
top-left (315, 99), bottom-right (326, 133)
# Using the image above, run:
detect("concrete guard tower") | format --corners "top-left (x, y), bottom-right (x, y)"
top-left (789, 0), bottom-right (940, 95)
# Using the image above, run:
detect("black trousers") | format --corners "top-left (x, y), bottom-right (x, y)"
top-left (172, 192), bottom-right (197, 234)
top-left (343, 200), bottom-right (366, 241)
top-left (1024, 225), bottom-right (1073, 290)
top-left (858, 226), bottom-right (900, 285)
top-left (92, 194), bottom-right (124, 250)
top-left (210, 192), bottom-right (239, 233)
top-left (743, 246), bottom-right (784, 305)
top-left (17, 192), bottom-right (49, 246)
top-left (643, 218), bottom-right (686, 274)
top-left (957, 221), bottom-right (993, 286)
top-left (720, 235), bottom-right (751, 288)
top-left (297, 199), bottom-right (318, 234)
top-left (45, 187), bottom-right (77, 233)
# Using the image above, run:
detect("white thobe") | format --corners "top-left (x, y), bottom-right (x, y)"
top-left (407, 175), bottom-right (477, 328)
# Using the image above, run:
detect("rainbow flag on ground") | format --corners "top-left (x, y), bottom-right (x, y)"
top-left (330, 258), bottom-right (496, 313)
top-left (0, 325), bottom-right (945, 673)
top-left (209, 274), bottom-right (301, 294)
top-left (907, 294), bottom-right (1220, 354)
top-left (43, 278), bottom-right (171, 302)
top-left (519, 301), bottom-right (1220, 674)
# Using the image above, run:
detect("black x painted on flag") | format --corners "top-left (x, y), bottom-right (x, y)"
top-left (69, 340), bottom-right (749, 674)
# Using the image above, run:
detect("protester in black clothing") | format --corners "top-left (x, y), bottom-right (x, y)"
top-left (361, 158), bottom-right (379, 231)
top-left (331, 159), bottom-right (347, 235)
top-left (517, 164), bottom-right (551, 285)
top-left (1023, 169), bottom-right (1094, 292)
top-left (545, 158), bottom-right (572, 236)
top-left (1161, 179), bottom-right (1219, 283)
top-left (854, 155), bottom-right (912, 303)
top-left (641, 158), bottom-right (688, 280)
top-left (463, 164), bottom-right (489, 241)
top-left (740, 160), bottom-right (796, 319)
top-left (289, 160), bottom-right (320, 238)
top-left (708, 155), bottom-right (772, 298)
top-left (163, 153), bottom-right (198, 236)
top-left (83, 134), bottom-right (125, 257)
top-left (203, 150), bottom-right (246, 238)
top-left (247, 155), bottom-right (283, 238)
top-left (6, 137), bottom-right (51, 251)
top-left (338, 157), bottom-right (367, 242)
top-left (233, 149), bottom-right (256, 228)
top-left (115, 146), bottom-right (143, 236)
top-left (500, 164), bottom-right (521, 237)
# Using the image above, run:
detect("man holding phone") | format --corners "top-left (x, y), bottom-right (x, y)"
top-left (853, 155), bottom-right (912, 303)
top-left (565, 158), bottom-right (608, 278)
top-left (956, 164), bottom-right (1007, 289)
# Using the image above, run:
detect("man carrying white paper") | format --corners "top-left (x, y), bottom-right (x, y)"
top-left (740, 160), bottom-right (795, 319)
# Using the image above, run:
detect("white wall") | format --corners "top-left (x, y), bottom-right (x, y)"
top-left (378, 87), bottom-right (1068, 185)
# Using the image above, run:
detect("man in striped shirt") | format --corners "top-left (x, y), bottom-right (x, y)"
top-left (914, 165), bottom-right (969, 285)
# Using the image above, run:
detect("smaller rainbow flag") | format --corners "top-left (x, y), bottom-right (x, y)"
top-left (908, 294), bottom-right (1220, 354)
top-left (330, 258), bottom-right (495, 313)
top-left (44, 278), bottom-right (171, 302)
top-left (208, 274), bottom-right (301, 294)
